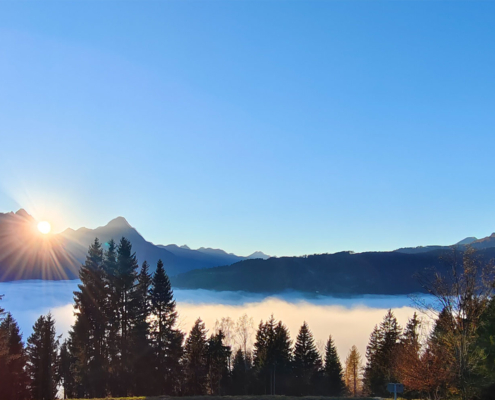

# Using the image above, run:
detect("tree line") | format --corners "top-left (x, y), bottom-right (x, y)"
top-left (2, 240), bottom-right (495, 400)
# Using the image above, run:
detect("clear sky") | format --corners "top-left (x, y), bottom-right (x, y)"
top-left (1, 1), bottom-right (495, 257)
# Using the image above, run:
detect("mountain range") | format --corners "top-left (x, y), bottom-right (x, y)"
top-left (1, 208), bottom-right (495, 295)
top-left (0, 209), bottom-right (268, 281)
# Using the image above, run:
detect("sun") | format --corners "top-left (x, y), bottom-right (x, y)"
top-left (37, 221), bottom-right (51, 234)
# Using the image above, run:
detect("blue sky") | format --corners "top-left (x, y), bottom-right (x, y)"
top-left (1, 1), bottom-right (495, 257)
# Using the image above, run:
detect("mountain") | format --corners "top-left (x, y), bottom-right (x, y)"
top-left (0, 210), bottom-right (79, 281)
top-left (0, 210), bottom-right (250, 281)
top-left (247, 251), bottom-right (270, 260)
top-left (172, 247), bottom-right (495, 295)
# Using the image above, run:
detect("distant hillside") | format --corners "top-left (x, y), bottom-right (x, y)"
top-left (172, 248), bottom-right (495, 295)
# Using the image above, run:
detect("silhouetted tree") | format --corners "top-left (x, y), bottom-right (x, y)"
top-left (58, 338), bottom-right (76, 399)
top-left (293, 322), bottom-right (321, 395)
top-left (323, 335), bottom-right (345, 396)
top-left (363, 309), bottom-right (401, 396)
top-left (26, 313), bottom-right (59, 400)
top-left (206, 330), bottom-right (231, 394)
top-left (0, 312), bottom-right (29, 400)
top-left (184, 318), bottom-right (208, 395)
top-left (131, 261), bottom-right (153, 395)
top-left (150, 259), bottom-right (181, 394)
top-left (71, 238), bottom-right (107, 397)
top-left (253, 316), bottom-right (292, 395)
top-left (230, 349), bottom-right (250, 394)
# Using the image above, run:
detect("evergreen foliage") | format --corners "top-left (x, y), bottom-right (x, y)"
top-left (323, 335), bottom-right (345, 396)
top-left (184, 318), bottom-right (208, 395)
top-left (26, 313), bottom-right (59, 400)
top-left (292, 322), bottom-right (321, 395)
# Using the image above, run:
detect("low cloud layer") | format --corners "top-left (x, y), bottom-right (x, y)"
top-left (0, 281), bottom-right (421, 361)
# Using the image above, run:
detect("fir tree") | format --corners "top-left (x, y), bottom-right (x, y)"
top-left (131, 261), bottom-right (153, 395)
top-left (231, 349), bottom-right (249, 394)
top-left (323, 335), bottom-right (345, 396)
top-left (26, 313), bottom-right (60, 400)
top-left (363, 309), bottom-right (401, 396)
top-left (115, 237), bottom-right (139, 396)
top-left (58, 339), bottom-right (76, 399)
top-left (71, 238), bottom-right (107, 397)
top-left (184, 318), bottom-right (208, 395)
top-left (150, 259), bottom-right (179, 394)
top-left (206, 330), bottom-right (231, 395)
top-left (0, 312), bottom-right (29, 400)
top-left (293, 322), bottom-right (322, 395)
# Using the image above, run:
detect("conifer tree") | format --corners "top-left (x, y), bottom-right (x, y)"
top-left (293, 322), bottom-right (321, 395)
top-left (150, 259), bottom-right (180, 394)
top-left (0, 312), bottom-right (29, 400)
top-left (253, 316), bottom-right (292, 395)
top-left (231, 349), bottom-right (249, 394)
top-left (206, 330), bottom-right (231, 395)
top-left (58, 339), bottom-right (76, 399)
top-left (26, 313), bottom-right (59, 400)
top-left (184, 318), bottom-right (208, 395)
top-left (115, 237), bottom-right (139, 396)
top-left (131, 261), bottom-right (153, 395)
top-left (71, 238), bottom-right (107, 397)
top-left (102, 239), bottom-right (120, 395)
top-left (363, 309), bottom-right (401, 396)
top-left (323, 335), bottom-right (345, 396)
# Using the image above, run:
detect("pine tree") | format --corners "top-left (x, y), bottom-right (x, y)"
top-left (363, 309), bottom-right (401, 396)
top-left (115, 237), bottom-right (139, 396)
top-left (323, 335), bottom-right (345, 396)
top-left (71, 238), bottom-right (107, 397)
top-left (26, 313), bottom-right (60, 400)
top-left (58, 339), bottom-right (76, 399)
top-left (150, 259), bottom-right (180, 394)
top-left (344, 345), bottom-right (362, 396)
top-left (0, 313), bottom-right (29, 400)
top-left (206, 330), bottom-right (231, 395)
top-left (253, 316), bottom-right (292, 395)
top-left (184, 318), bottom-right (208, 395)
top-left (293, 322), bottom-right (322, 395)
top-left (102, 239), bottom-right (120, 395)
top-left (231, 349), bottom-right (249, 394)
top-left (131, 261), bottom-right (153, 395)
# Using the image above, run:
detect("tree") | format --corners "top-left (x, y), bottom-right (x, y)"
top-left (230, 348), bottom-right (250, 394)
top-left (184, 318), bottom-right (208, 395)
top-left (206, 330), bottom-right (231, 395)
top-left (417, 247), bottom-right (495, 400)
top-left (363, 309), bottom-right (402, 396)
top-left (253, 316), bottom-right (292, 395)
top-left (235, 314), bottom-right (254, 357)
top-left (115, 237), bottom-right (139, 396)
top-left (323, 335), bottom-right (345, 396)
top-left (58, 338), bottom-right (76, 399)
top-left (26, 313), bottom-right (60, 400)
top-left (292, 322), bottom-right (322, 395)
top-left (71, 238), bottom-right (107, 397)
top-left (344, 345), bottom-right (362, 396)
top-left (0, 312), bottom-right (29, 400)
top-left (150, 259), bottom-right (181, 394)
top-left (131, 261), bottom-right (153, 395)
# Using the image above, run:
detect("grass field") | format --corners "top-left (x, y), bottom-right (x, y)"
top-left (66, 396), bottom-right (395, 400)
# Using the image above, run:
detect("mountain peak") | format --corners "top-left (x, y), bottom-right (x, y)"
top-left (15, 208), bottom-right (30, 219)
top-left (106, 216), bottom-right (132, 229)
top-left (456, 237), bottom-right (478, 245)
top-left (247, 251), bottom-right (270, 260)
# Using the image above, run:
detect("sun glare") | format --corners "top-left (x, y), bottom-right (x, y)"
top-left (37, 221), bottom-right (51, 234)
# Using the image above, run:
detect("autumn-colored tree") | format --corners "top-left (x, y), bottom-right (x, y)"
top-left (344, 345), bottom-right (362, 396)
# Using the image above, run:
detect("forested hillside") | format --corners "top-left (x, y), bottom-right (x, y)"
top-left (172, 248), bottom-right (495, 295)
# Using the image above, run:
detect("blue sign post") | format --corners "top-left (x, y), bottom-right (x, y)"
top-left (387, 383), bottom-right (404, 400)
